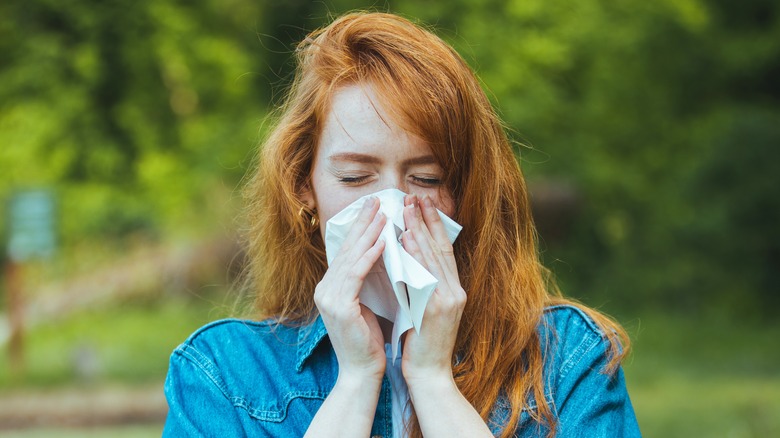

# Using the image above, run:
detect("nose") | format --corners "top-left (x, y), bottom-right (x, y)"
top-left (380, 174), bottom-right (408, 194)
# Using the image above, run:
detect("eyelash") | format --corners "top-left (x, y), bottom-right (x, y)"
top-left (338, 176), bottom-right (370, 184)
top-left (412, 176), bottom-right (442, 186)
top-left (337, 176), bottom-right (442, 186)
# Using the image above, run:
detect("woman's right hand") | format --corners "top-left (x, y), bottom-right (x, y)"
top-left (305, 198), bottom-right (387, 436)
top-left (313, 196), bottom-right (387, 383)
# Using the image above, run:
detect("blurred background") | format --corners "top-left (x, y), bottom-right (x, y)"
top-left (1, 0), bottom-right (778, 436)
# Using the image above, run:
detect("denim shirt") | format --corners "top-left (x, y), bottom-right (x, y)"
top-left (163, 305), bottom-right (641, 437)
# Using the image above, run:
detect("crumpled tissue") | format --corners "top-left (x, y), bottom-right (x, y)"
top-left (324, 188), bottom-right (462, 360)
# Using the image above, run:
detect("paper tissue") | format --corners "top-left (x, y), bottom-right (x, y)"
top-left (324, 188), bottom-right (462, 359)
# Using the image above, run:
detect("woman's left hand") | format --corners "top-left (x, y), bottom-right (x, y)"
top-left (398, 194), bottom-right (495, 437)
top-left (400, 194), bottom-right (466, 386)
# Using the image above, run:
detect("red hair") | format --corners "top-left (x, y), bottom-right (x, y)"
top-left (243, 12), bottom-right (628, 437)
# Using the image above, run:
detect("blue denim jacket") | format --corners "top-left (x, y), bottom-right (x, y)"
top-left (163, 305), bottom-right (640, 437)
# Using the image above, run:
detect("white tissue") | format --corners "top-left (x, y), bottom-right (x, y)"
top-left (324, 188), bottom-right (462, 360)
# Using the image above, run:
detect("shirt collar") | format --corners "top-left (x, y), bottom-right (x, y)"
top-left (295, 313), bottom-right (329, 372)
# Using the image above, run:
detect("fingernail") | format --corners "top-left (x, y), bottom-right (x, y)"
top-left (423, 196), bottom-right (433, 209)
top-left (363, 196), bottom-right (375, 209)
top-left (410, 194), bottom-right (418, 206)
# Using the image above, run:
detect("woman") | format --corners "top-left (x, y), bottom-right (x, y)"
top-left (163, 12), bottom-right (640, 437)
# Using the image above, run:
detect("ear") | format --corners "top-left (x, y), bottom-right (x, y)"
top-left (299, 181), bottom-right (316, 211)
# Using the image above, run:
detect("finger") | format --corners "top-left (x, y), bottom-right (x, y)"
top-left (341, 237), bottom-right (386, 297)
top-left (404, 203), bottom-right (448, 282)
top-left (418, 196), bottom-right (453, 254)
top-left (321, 233), bottom-right (386, 310)
top-left (401, 228), bottom-right (423, 267)
top-left (402, 227), bottom-right (466, 319)
top-left (333, 211), bottom-right (385, 278)
top-left (348, 210), bottom-right (386, 256)
top-left (338, 196), bottom-right (380, 255)
top-left (405, 202), bottom-right (460, 290)
top-left (360, 304), bottom-right (384, 345)
top-left (419, 195), bottom-right (458, 276)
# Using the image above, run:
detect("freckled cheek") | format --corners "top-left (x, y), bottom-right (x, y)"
top-left (438, 197), bottom-right (456, 218)
top-left (314, 188), bottom-right (365, 225)
top-left (316, 201), bottom-right (351, 227)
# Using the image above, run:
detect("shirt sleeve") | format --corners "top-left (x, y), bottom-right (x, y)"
top-left (162, 344), bottom-right (247, 437)
top-left (553, 332), bottom-right (641, 437)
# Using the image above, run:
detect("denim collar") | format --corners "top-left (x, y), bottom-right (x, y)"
top-left (295, 313), bottom-right (329, 372)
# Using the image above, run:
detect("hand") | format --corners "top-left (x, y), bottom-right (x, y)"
top-left (400, 194), bottom-right (466, 386)
top-left (313, 196), bottom-right (388, 383)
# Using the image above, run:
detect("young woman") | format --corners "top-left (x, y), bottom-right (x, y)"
top-left (163, 12), bottom-right (640, 437)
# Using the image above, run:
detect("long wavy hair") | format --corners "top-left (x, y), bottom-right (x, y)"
top-left (243, 12), bottom-right (628, 437)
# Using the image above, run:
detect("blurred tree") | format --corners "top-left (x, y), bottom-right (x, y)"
top-left (0, 0), bottom-right (269, 240)
top-left (0, 0), bottom-right (777, 317)
top-left (394, 0), bottom-right (780, 317)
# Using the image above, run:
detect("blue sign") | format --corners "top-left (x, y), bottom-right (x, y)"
top-left (7, 190), bottom-right (57, 262)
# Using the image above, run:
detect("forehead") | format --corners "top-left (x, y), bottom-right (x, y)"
top-left (319, 84), bottom-right (431, 159)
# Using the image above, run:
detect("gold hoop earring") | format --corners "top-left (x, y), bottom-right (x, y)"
top-left (298, 207), bottom-right (319, 232)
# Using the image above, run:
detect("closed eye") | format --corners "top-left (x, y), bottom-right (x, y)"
top-left (412, 176), bottom-right (442, 186)
top-left (338, 175), bottom-right (370, 185)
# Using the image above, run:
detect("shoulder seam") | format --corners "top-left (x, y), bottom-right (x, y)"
top-left (557, 329), bottom-right (601, 382)
top-left (543, 304), bottom-right (606, 337)
top-left (173, 343), bottom-right (232, 400)
top-left (183, 318), bottom-right (275, 344)
top-left (542, 304), bottom-right (610, 383)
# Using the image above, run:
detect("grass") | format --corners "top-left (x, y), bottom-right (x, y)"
top-left (629, 374), bottom-right (780, 437)
top-left (0, 425), bottom-right (163, 438)
top-left (0, 292), bottom-right (233, 388)
top-left (621, 311), bottom-right (780, 437)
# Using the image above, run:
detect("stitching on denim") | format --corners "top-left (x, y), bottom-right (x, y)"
top-left (559, 330), bottom-right (600, 385)
top-left (383, 376), bottom-right (391, 435)
top-left (522, 391), bottom-right (554, 412)
top-left (237, 390), bottom-right (329, 422)
top-left (175, 344), bottom-right (231, 398)
top-left (544, 305), bottom-right (605, 383)
top-left (175, 342), bottom-right (332, 422)
top-left (296, 316), bottom-right (328, 372)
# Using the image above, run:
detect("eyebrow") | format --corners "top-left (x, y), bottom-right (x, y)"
top-left (328, 152), bottom-right (438, 166)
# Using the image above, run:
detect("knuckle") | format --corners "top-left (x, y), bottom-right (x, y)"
top-left (332, 305), bottom-right (356, 322)
top-left (441, 294), bottom-right (458, 309)
top-left (345, 268), bottom-right (363, 282)
top-left (314, 291), bottom-right (332, 309)
top-left (338, 241), bottom-right (353, 255)
top-left (437, 288), bottom-right (466, 309)
top-left (453, 288), bottom-right (467, 307)
top-left (331, 307), bottom-right (347, 320)
top-left (313, 284), bottom-right (325, 302)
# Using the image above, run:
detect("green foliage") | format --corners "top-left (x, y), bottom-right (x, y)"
top-left (1, 0), bottom-right (777, 313)
top-left (0, 0), bottom-right (266, 241)
top-left (3, 3), bottom-right (777, 434)
top-left (395, 0), bottom-right (780, 316)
